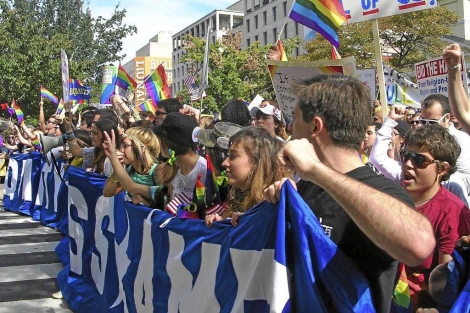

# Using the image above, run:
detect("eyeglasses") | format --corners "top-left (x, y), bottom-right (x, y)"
top-left (47, 120), bottom-right (55, 124)
top-left (155, 111), bottom-right (167, 116)
top-left (418, 114), bottom-right (448, 126)
top-left (120, 143), bottom-right (132, 149)
top-left (400, 149), bottom-right (439, 169)
top-left (409, 120), bottom-right (420, 125)
top-left (7, 136), bottom-right (15, 139)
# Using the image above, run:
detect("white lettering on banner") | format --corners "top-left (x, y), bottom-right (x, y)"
top-left (111, 210), bottom-right (130, 311)
top-left (22, 159), bottom-right (33, 201)
top-left (230, 248), bottom-right (289, 312)
top-left (165, 231), bottom-right (288, 312)
top-left (68, 186), bottom-right (89, 275)
top-left (91, 196), bottom-right (115, 295)
top-left (134, 214), bottom-right (155, 313)
top-left (4, 159), bottom-right (20, 197)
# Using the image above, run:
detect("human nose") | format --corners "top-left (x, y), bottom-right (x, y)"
top-left (222, 156), bottom-right (229, 168)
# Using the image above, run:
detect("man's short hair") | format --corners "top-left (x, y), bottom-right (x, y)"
top-left (157, 98), bottom-right (183, 113)
top-left (292, 74), bottom-right (371, 151)
top-left (81, 111), bottom-right (95, 128)
top-left (422, 94), bottom-right (450, 115)
top-left (94, 108), bottom-right (118, 124)
top-left (404, 124), bottom-right (460, 181)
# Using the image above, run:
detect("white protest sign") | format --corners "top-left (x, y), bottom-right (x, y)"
top-left (267, 58), bottom-right (356, 122)
top-left (415, 54), bottom-right (469, 101)
top-left (343, 0), bottom-right (437, 24)
top-left (60, 49), bottom-right (70, 102)
top-left (356, 69), bottom-right (376, 106)
top-left (383, 64), bottom-right (420, 108)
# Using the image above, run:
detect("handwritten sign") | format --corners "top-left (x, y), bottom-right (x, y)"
top-left (343, 0), bottom-right (437, 24)
top-left (415, 54), bottom-right (469, 101)
top-left (60, 49), bottom-right (69, 102)
top-left (267, 57), bottom-right (356, 121)
top-left (356, 69), bottom-right (376, 106)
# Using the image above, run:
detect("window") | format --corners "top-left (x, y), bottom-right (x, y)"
top-left (273, 7), bottom-right (277, 21)
top-left (182, 67), bottom-right (184, 77)
top-left (273, 28), bottom-right (277, 42)
top-left (247, 38), bottom-right (251, 47)
top-left (255, 15), bottom-right (258, 29)
top-left (284, 24), bottom-right (288, 39)
top-left (263, 11), bottom-right (267, 25)
top-left (263, 31), bottom-right (267, 45)
top-left (247, 19), bottom-right (250, 32)
top-left (295, 22), bottom-right (299, 35)
top-left (255, 35), bottom-right (259, 42)
top-left (283, 1), bottom-right (287, 17)
top-left (177, 68), bottom-right (180, 77)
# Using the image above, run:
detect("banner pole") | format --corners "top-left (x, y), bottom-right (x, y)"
top-left (372, 19), bottom-right (388, 116)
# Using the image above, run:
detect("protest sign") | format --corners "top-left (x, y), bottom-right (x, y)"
top-left (267, 57), bottom-right (356, 121)
top-left (415, 54), bottom-right (469, 101)
top-left (61, 49), bottom-right (70, 102)
top-left (343, 0), bottom-right (437, 23)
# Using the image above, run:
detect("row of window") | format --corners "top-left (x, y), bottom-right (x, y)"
top-left (246, 1), bottom-right (288, 33)
top-left (245, 21), bottom-right (298, 47)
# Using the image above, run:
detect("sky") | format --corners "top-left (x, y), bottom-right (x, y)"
top-left (88, 0), bottom-right (237, 64)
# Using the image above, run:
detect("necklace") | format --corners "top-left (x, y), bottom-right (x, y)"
top-left (414, 198), bottom-right (433, 206)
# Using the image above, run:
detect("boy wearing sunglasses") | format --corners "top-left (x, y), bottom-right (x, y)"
top-left (420, 94), bottom-right (470, 200)
top-left (401, 124), bottom-right (470, 309)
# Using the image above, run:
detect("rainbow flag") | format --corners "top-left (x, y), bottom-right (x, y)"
top-left (40, 86), bottom-right (59, 104)
top-left (205, 154), bottom-right (225, 215)
top-left (116, 63), bottom-right (137, 90)
top-left (12, 99), bottom-right (24, 126)
top-left (289, 0), bottom-right (347, 48)
top-left (268, 39), bottom-right (288, 79)
top-left (135, 100), bottom-right (157, 113)
top-left (55, 99), bottom-right (64, 115)
top-left (390, 263), bottom-right (412, 313)
top-left (144, 64), bottom-right (171, 105)
top-left (31, 135), bottom-right (41, 151)
top-left (331, 45), bottom-right (341, 59)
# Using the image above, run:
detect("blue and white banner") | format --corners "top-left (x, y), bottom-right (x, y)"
top-left (57, 166), bottom-right (374, 312)
top-left (3, 152), bottom-right (42, 215)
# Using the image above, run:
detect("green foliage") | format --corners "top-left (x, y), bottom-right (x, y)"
top-left (181, 32), bottom-right (302, 113)
top-left (0, 0), bottom-right (136, 123)
top-left (299, 7), bottom-right (458, 70)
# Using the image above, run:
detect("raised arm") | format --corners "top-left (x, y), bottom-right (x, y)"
top-left (39, 100), bottom-right (46, 133)
top-left (443, 44), bottom-right (470, 133)
top-left (14, 125), bottom-right (32, 147)
top-left (63, 101), bottom-right (83, 158)
top-left (275, 139), bottom-right (435, 267)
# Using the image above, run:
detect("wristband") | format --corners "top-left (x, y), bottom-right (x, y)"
top-left (109, 175), bottom-right (119, 183)
top-left (448, 63), bottom-right (461, 71)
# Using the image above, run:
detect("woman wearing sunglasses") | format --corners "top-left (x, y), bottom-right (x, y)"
top-left (401, 124), bottom-right (470, 309)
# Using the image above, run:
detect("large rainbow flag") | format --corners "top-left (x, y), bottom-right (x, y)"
top-left (40, 86), bottom-right (59, 104)
top-left (144, 64), bottom-right (171, 105)
top-left (289, 0), bottom-right (347, 48)
top-left (116, 64), bottom-right (137, 90)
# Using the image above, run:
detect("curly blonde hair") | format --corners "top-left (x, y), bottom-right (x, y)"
top-left (123, 126), bottom-right (160, 175)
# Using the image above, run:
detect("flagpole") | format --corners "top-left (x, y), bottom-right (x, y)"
top-left (372, 19), bottom-right (388, 116)
top-left (277, 1), bottom-right (294, 41)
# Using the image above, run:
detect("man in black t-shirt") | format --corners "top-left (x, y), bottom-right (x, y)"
top-left (264, 73), bottom-right (435, 313)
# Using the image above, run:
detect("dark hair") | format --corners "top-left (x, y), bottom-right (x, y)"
top-left (292, 74), bottom-right (371, 151)
top-left (422, 94), bottom-right (451, 115)
top-left (81, 111), bottom-right (95, 129)
top-left (157, 98), bottom-right (183, 113)
top-left (92, 119), bottom-right (119, 174)
top-left (404, 124), bottom-right (460, 182)
top-left (132, 119), bottom-right (154, 129)
top-left (73, 129), bottom-right (91, 147)
top-left (221, 99), bottom-right (251, 127)
top-left (81, 106), bottom-right (97, 113)
top-left (94, 109), bottom-right (118, 124)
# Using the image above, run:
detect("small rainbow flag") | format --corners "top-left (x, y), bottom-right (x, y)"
top-left (390, 263), bottom-right (412, 313)
top-left (331, 45), bottom-right (341, 60)
top-left (144, 64), bottom-right (171, 105)
top-left (135, 100), bottom-right (157, 113)
top-left (289, 0), bottom-right (347, 48)
top-left (268, 39), bottom-right (288, 79)
top-left (40, 86), bottom-right (59, 104)
top-left (116, 63), bottom-right (137, 90)
top-left (31, 135), bottom-right (41, 151)
top-left (12, 99), bottom-right (24, 126)
top-left (55, 99), bottom-right (64, 115)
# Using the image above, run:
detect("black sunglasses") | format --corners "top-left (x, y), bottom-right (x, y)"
top-left (400, 149), bottom-right (439, 169)
top-left (409, 120), bottom-right (420, 125)
top-left (155, 111), bottom-right (167, 116)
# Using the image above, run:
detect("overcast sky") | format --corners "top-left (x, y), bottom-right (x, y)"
top-left (88, 0), bottom-right (237, 64)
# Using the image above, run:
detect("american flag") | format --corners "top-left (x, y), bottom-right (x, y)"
top-left (183, 74), bottom-right (201, 101)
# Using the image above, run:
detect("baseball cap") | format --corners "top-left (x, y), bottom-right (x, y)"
top-left (395, 119), bottom-right (411, 137)
top-left (153, 113), bottom-right (199, 148)
top-left (250, 104), bottom-right (282, 122)
top-left (197, 122), bottom-right (243, 151)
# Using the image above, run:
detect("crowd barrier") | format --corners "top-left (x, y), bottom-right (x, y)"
top-left (3, 153), bottom-right (470, 312)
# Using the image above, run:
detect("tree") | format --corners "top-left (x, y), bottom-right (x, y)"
top-left (0, 0), bottom-right (136, 125)
top-left (181, 32), bottom-right (302, 113)
top-left (299, 7), bottom-right (458, 70)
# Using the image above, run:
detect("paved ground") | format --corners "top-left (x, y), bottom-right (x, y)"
top-left (0, 184), bottom-right (72, 312)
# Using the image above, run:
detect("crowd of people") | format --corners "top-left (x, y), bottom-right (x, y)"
top-left (1, 43), bottom-right (470, 312)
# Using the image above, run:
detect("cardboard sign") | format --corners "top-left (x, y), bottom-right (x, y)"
top-left (267, 57), bottom-right (356, 121)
